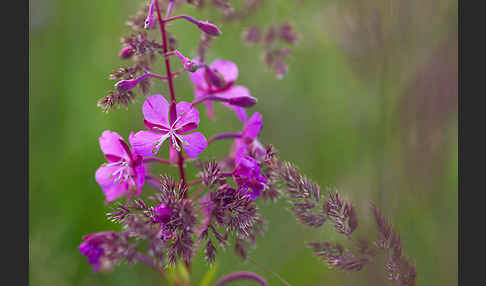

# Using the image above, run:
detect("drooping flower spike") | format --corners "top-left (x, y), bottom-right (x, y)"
top-left (131, 94), bottom-right (208, 158)
top-left (189, 59), bottom-right (256, 122)
top-left (95, 131), bottom-right (146, 202)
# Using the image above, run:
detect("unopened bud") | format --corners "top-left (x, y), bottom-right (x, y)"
top-left (115, 79), bottom-right (138, 91)
top-left (119, 46), bottom-right (134, 59)
top-left (144, 0), bottom-right (155, 29)
top-left (228, 95), bottom-right (257, 107)
top-left (197, 21), bottom-right (222, 37)
top-left (184, 59), bottom-right (198, 72)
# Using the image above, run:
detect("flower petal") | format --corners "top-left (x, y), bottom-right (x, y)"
top-left (229, 106), bottom-right (248, 122)
top-left (95, 164), bottom-right (128, 202)
top-left (218, 86), bottom-right (251, 122)
top-left (211, 59), bottom-right (238, 83)
top-left (189, 60), bottom-right (208, 91)
top-left (243, 112), bottom-right (262, 140)
top-left (99, 130), bottom-right (130, 162)
top-left (143, 94), bottom-right (170, 128)
top-left (181, 132), bottom-right (208, 158)
top-left (134, 163), bottom-right (146, 196)
top-left (131, 131), bottom-right (169, 156)
top-left (174, 101), bottom-right (200, 132)
top-left (235, 144), bottom-right (248, 164)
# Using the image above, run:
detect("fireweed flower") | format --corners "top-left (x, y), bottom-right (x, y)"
top-left (152, 203), bottom-right (173, 224)
top-left (95, 131), bottom-right (146, 202)
top-left (232, 155), bottom-right (267, 200)
top-left (79, 232), bottom-right (118, 272)
top-left (131, 94), bottom-right (208, 158)
top-left (189, 59), bottom-right (256, 121)
top-left (231, 112), bottom-right (266, 163)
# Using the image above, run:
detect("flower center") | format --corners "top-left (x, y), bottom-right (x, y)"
top-left (107, 160), bottom-right (135, 185)
top-left (152, 116), bottom-right (189, 152)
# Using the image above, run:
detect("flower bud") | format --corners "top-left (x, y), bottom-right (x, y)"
top-left (119, 45), bottom-right (134, 59)
top-left (115, 79), bottom-right (138, 91)
top-left (144, 0), bottom-right (155, 29)
top-left (204, 67), bottom-right (226, 88)
top-left (153, 203), bottom-right (173, 223)
top-left (242, 26), bottom-right (261, 44)
top-left (197, 21), bottom-right (222, 36)
top-left (228, 95), bottom-right (257, 107)
top-left (183, 59), bottom-right (199, 72)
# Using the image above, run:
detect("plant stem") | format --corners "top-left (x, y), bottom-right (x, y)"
top-left (208, 132), bottom-right (242, 144)
top-left (143, 157), bottom-right (172, 165)
top-left (155, 0), bottom-right (186, 185)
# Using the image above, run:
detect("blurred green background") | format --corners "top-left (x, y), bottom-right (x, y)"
top-left (30, 0), bottom-right (457, 285)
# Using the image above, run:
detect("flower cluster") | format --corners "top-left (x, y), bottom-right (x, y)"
top-left (80, 1), bottom-right (416, 285)
top-left (83, 0), bottom-right (274, 278)
top-left (242, 22), bottom-right (298, 79)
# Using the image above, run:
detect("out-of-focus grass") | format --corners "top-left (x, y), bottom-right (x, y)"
top-left (30, 0), bottom-right (457, 285)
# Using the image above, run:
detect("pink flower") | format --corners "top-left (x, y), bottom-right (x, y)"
top-left (95, 131), bottom-right (146, 202)
top-left (152, 203), bottom-right (173, 224)
top-left (231, 112), bottom-right (266, 163)
top-left (131, 94), bottom-right (208, 158)
top-left (79, 232), bottom-right (118, 272)
top-left (189, 59), bottom-right (256, 121)
top-left (232, 155), bottom-right (267, 200)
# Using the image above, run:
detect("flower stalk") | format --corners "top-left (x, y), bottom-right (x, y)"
top-left (154, 0), bottom-right (186, 185)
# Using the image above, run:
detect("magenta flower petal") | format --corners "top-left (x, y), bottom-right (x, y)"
top-left (131, 130), bottom-right (169, 156)
top-left (232, 155), bottom-right (267, 200)
top-left (99, 131), bottom-right (130, 162)
top-left (134, 163), bottom-right (146, 196)
top-left (174, 101), bottom-right (200, 132)
top-left (95, 164), bottom-right (128, 202)
top-left (218, 85), bottom-right (252, 100)
top-left (103, 184), bottom-right (129, 202)
top-left (143, 94), bottom-right (170, 128)
top-left (95, 164), bottom-right (120, 188)
top-left (232, 106), bottom-right (248, 122)
top-left (243, 112), bottom-right (262, 140)
top-left (218, 86), bottom-right (252, 122)
top-left (189, 59), bottom-right (208, 90)
top-left (211, 59), bottom-right (238, 84)
top-left (234, 140), bottom-right (248, 163)
top-left (152, 203), bottom-right (173, 223)
top-left (251, 139), bottom-right (267, 162)
top-left (180, 132), bottom-right (208, 158)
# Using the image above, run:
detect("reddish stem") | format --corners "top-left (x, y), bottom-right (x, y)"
top-left (187, 178), bottom-right (203, 186)
top-left (143, 157), bottom-right (172, 165)
top-left (154, 0), bottom-right (186, 185)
